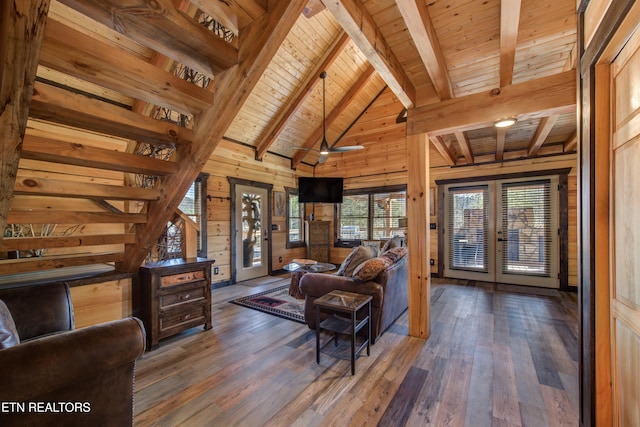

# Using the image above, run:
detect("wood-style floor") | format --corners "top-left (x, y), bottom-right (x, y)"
top-left (133, 277), bottom-right (579, 426)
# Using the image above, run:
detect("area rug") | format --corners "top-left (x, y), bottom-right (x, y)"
top-left (230, 284), bottom-right (306, 324)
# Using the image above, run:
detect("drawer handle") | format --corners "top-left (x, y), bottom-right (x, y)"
top-left (180, 294), bottom-right (191, 300)
top-left (183, 314), bottom-right (191, 320)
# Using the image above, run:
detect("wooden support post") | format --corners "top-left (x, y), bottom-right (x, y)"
top-left (406, 132), bottom-right (430, 339)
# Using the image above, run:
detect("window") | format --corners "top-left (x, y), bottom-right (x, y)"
top-left (177, 173), bottom-right (208, 257)
top-left (286, 186), bottom-right (305, 248)
top-left (335, 185), bottom-right (407, 247)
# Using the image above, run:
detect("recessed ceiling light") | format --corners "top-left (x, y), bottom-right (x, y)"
top-left (494, 117), bottom-right (517, 128)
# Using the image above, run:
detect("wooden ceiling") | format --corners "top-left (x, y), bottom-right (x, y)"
top-left (0, 0), bottom-right (577, 272)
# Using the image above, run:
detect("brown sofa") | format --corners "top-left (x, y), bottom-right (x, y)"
top-left (299, 248), bottom-right (408, 343)
top-left (0, 282), bottom-right (146, 427)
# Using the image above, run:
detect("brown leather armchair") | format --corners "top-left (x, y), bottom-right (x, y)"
top-left (0, 282), bottom-right (146, 427)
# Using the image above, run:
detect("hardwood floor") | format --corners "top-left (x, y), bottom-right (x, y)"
top-left (133, 277), bottom-right (579, 426)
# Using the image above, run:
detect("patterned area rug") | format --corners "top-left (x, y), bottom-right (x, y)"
top-left (230, 284), bottom-right (306, 324)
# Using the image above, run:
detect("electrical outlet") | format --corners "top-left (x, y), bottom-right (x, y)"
top-left (214, 267), bottom-right (219, 275)
top-left (279, 256), bottom-right (283, 262)
top-left (430, 259), bottom-right (435, 266)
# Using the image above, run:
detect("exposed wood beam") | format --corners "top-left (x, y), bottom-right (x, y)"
top-left (407, 71), bottom-right (576, 136)
top-left (0, 252), bottom-right (124, 275)
top-left (564, 130), bottom-right (577, 152)
top-left (430, 136), bottom-right (456, 166)
top-left (499, 0), bottom-right (522, 87)
top-left (14, 176), bottom-right (161, 201)
top-left (528, 115), bottom-right (558, 157)
top-left (496, 127), bottom-right (506, 161)
top-left (1, 234), bottom-right (136, 251)
top-left (0, 0), bottom-right (50, 248)
top-left (21, 135), bottom-right (178, 176)
top-left (58, 0), bottom-right (238, 78)
top-left (118, 0), bottom-right (309, 272)
top-left (255, 32), bottom-right (350, 160)
top-left (395, 0), bottom-right (453, 100)
top-left (303, 0), bottom-right (326, 18)
top-left (324, 0), bottom-right (416, 108)
top-left (41, 20), bottom-right (213, 116)
top-left (7, 210), bottom-right (147, 224)
top-left (291, 65), bottom-right (376, 168)
top-left (454, 131), bottom-right (474, 164)
top-left (29, 82), bottom-right (193, 147)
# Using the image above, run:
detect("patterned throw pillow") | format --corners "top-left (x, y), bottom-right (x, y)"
top-left (381, 235), bottom-right (404, 253)
top-left (353, 257), bottom-right (391, 281)
top-left (380, 246), bottom-right (408, 264)
top-left (0, 300), bottom-right (20, 349)
top-left (336, 245), bottom-right (378, 277)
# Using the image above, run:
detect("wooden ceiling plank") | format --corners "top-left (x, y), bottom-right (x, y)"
top-left (118, 0), bottom-right (309, 272)
top-left (57, 0), bottom-right (239, 77)
top-left (527, 115), bottom-right (558, 157)
top-left (2, 233), bottom-right (136, 251)
top-left (7, 210), bottom-right (147, 224)
top-left (407, 70), bottom-right (576, 136)
top-left (0, 0), bottom-right (50, 248)
top-left (324, 0), bottom-right (416, 108)
top-left (29, 82), bottom-right (193, 147)
top-left (255, 32), bottom-right (350, 160)
top-left (564, 129), bottom-right (577, 152)
top-left (500, 0), bottom-right (522, 87)
top-left (395, 0), bottom-right (453, 100)
top-left (429, 136), bottom-right (456, 166)
top-left (14, 176), bottom-right (162, 201)
top-left (21, 135), bottom-right (178, 176)
top-left (41, 20), bottom-right (213, 116)
top-left (291, 65), bottom-right (376, 168)
top-left (496, 127), bottom-right (506, 161)
top-left (454, 131), bottom-right (474, 164)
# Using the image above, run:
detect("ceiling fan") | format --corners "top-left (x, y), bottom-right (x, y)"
top-left (294, 71), bottom-right (364, 163)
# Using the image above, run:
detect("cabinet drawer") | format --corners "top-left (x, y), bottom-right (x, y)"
top-left (160, 286), bottom-right (206, 309)
top-left (161, 270), bottom-right (205, 287)
top-left (159, 303), bottom-right (207, 332)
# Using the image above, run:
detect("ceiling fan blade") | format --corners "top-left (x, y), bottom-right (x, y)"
top-left (317, 154), bottom-right (328, 164)
top-left (330, 145), bottom-right (364, 152)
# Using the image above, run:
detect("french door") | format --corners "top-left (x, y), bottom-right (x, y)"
top-left (443, 176), bottom-right (559, 288)
top-left (233, 183), bottom-right (270, 282)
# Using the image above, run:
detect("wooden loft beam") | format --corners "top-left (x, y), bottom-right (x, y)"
top-left (7, 210), bottom-right (147, 224)
top-left (454, 131), bottom-right (474, 164)
top-left (14, 176), bottom-right (161, 201)
top-left (57, 0), bottom-right (238, 78)
top-left (41, 20), bottom-right (213, 117)
top-left (29, 82), bottom-right (193, 147)
top-left (255, 31), bottom-right (350, 161)
top-left (303, 0), bottom-right (326, 18)
top-left (0, 252), bottom-right (124, 275)
top-left (291, 65), bottom-right (376, 168)
top-left (396, 0), bottom-right (453, 100)
top-left (0, 0), bottom-right (50, 249)
top-left (496, 127), bottom-right (506, 161)
top-left (564, 130), bottom-right (577, 152)
top-left (499, 0), bottom-right (522, 87)
top-left (430, 136), bottom-right (456, 166)
top-left (528, 115), bottom-right (558, 157)
top-left (21, 135), bottom-right (178, 176)
top-left (407, 70), bottom-right (576, 136)
top-left (324, 0), bottom-right (416, 108)
top-left (118, 0), bottom-right (309, 272)
top-left (189, 0), bottom-right (266, 34)
top-left (2, 233), bottom-right (136, 251)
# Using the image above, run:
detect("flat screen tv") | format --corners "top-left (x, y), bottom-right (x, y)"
top-left (298, 177), bottom-right (343, 203)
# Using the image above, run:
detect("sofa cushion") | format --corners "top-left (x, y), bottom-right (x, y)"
top-left (353, 257), bottom-right (392, 282)
top-left (381, 246), bottom-right (408, 264)
top-left (381, 235), bottom-right (404, 253)
top-left (0, 300), bottom-right (20, 349)
top-left (336, 245), bottom-right (378, 277)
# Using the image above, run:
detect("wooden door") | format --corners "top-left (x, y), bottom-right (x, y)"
top-left (234, 184), bottom-right (269, 282)
top-left (609, 26), bottom-right (640, 426)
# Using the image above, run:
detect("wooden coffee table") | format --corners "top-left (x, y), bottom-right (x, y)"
top-left (283, 260), bottom-right (335, 299)
top-left (313, 290), bottom-right (372, 375)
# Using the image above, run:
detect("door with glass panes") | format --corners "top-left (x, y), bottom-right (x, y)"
top-left (443, 176), bottom-right (559, 288)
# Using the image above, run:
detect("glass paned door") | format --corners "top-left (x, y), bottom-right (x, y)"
top-left (235, 184), bottom-right (268, 281)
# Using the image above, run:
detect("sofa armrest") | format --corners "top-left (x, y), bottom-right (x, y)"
top-left (0, 317), bottom-right (145, 403)
top-left (299, 273), bottom-right (383, 306)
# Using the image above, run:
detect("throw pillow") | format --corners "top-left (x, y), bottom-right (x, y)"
top-left (381, 235), bottom-right (404, 253)
top-left (0, 300), bottom-right (20, 349)
top-left (336, 245), bottom-right (378, 277)
top-left (353, 257), bottom-right (391, 282)
top-left (380, 246), bottom-right (408, 264)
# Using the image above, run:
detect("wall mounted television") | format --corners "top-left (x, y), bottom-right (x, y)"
top-left (298, 177), bottom-right (343, 203)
